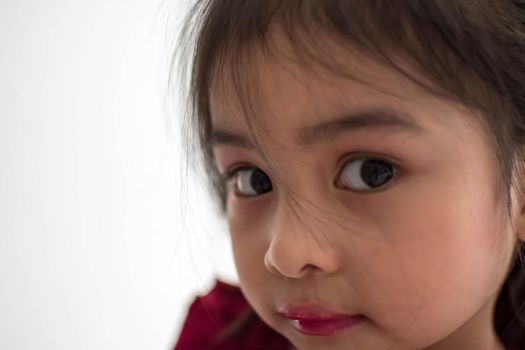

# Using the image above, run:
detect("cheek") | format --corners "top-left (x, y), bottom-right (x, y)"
top-left (228, 212), bottom-right (265, 277)
top-left (227, 206), bottom-right (274, 308)
top-left (351, 165), bottom-right (509, 340)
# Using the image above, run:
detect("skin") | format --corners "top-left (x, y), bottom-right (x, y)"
top-left (209, 38), bottom-right (525, 350)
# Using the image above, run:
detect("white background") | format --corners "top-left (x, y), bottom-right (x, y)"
top-left (0, 0), bottom-right (238, 349)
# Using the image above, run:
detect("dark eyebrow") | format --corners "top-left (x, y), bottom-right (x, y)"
top-left (297, 109), bottom-right (425, 147)
top-left (210, 130), bottom-right (257, 150)
top-left (210, 108), bottom-right (425, 150)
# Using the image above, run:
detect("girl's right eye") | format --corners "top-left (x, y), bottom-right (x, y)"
top-left (226, 166), bottom-right (273, 197)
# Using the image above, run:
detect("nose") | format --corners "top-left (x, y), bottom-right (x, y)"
top-left (263, 203), bottom-right (341, 279)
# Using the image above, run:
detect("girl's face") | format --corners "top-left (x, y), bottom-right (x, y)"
top-left (210, 44), bottom-right (521, 350)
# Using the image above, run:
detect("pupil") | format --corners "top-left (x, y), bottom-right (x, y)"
top-left (361, 159), bottom-right (394, 187)
top-left (250, 169), bottom-right (272, 194)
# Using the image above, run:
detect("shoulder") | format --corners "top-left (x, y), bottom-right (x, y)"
top-left (173, 279), bottom-right (290, 350)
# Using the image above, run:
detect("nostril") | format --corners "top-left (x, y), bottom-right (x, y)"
top-left (301, 264), bottom-right (318, 273)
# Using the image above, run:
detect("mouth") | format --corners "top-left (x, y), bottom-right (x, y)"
top-left (278, 303), bottom-right (367, 336)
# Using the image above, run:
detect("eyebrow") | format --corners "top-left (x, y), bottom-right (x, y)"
top-left (210, 108), bottom-right (425, 150)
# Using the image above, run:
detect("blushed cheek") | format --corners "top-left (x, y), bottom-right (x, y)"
top-left (405, 195), bottom-right (502, 290)
top-left (352, 177), bottom-right (507, 325)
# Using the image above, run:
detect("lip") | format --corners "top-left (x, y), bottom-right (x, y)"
top-left (278, 303), bottom-right (366, 336)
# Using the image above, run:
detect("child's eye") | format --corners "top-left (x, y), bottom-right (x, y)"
top-left (226, 166), bottom-right (273, 197)
top-left (337, 157), bottom-right (397, 192)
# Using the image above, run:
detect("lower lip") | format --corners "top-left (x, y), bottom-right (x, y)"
top-left (286, 315), bottom-right (366, 336)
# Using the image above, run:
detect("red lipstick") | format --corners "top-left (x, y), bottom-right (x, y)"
top-left (279, 303), bottom-right (366, 336)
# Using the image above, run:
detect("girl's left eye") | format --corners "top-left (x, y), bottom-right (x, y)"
top-left (337, 157), bottom-right (397, 192)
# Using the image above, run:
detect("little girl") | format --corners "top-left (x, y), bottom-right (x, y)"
top-left (172, 1), bottom-right (525, 349)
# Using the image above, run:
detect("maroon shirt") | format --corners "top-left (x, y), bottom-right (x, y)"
top-left (174, 279), bottom-right (519, 350)
top-left (174, 280), bottom-right (290, 350)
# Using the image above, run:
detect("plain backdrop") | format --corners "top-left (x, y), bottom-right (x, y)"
top-left (0, 0), bottom-right (238, 349)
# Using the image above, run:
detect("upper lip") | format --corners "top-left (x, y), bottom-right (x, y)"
top-left (278, 302), bottom-right (360, 321)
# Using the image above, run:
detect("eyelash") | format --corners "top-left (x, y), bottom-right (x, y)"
top-left (221, 153), bottom-right (401, 197)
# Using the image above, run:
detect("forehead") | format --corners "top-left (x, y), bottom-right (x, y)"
top-left (209, 40), bottom-right (468, 142)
